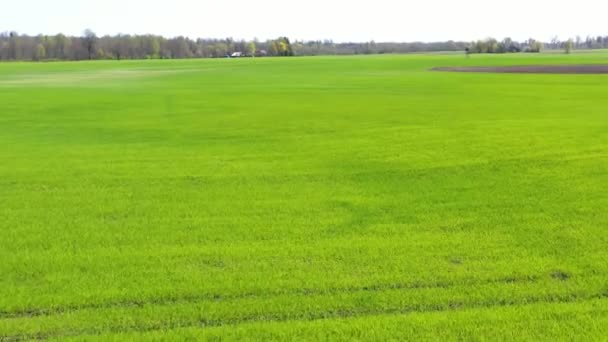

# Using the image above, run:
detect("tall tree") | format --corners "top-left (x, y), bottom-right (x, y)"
top-left (8, 32), bottom-right (20, 60)
top-left (34, 43), bottom-right (46, 60)
top-left (83, 29), bottom-right (97, 60)
top-left (55, 34), bottom-right (70, 59)
top-left (248, 41), bottom-right (256, 56)
top-left (564, 39), bottom-right (574, 54)
top-left (149, 36), bottom-right (161, 58)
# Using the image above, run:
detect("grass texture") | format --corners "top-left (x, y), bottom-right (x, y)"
top-left (1, 52), bottom-right (608, 340)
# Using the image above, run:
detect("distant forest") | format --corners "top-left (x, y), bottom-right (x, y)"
top-left (1, 30), bottom-right (607, 61)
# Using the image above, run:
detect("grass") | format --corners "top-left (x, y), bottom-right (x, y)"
top-left (1, 52), bottom-right (608, 340)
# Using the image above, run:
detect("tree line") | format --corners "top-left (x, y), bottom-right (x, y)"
top-left (0, 31), bottom-right (295, 61)
top-left (468, 35), bottom-right (608, 54)
top-left (468, 38), bottom-right (543, 54)
top-left (0, 30), bottom-right (468, 61)
top-left (1, 30), bottom-right (607, 61)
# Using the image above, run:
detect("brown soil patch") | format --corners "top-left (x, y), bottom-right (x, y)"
top-left (432, 64), bottom-right (608, 74)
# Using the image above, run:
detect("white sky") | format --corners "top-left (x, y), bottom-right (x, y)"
top-left (2, 0), bottom-right (606, 42)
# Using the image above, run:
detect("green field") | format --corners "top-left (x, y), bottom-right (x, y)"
top-left (1, 53), bottom-right (608, 340)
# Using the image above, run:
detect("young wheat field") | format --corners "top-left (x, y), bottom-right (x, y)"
top-left (1, 52), bottom-right (608, 340)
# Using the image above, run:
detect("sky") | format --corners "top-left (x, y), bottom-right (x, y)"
top-left (2, 0), bottom-right (607, 42)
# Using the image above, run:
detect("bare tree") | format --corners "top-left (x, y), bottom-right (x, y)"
top-left (83, 29), bottom-right (97, 60)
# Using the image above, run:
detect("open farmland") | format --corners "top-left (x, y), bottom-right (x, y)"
top-left (1, 53), bottom-right (608, 340)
